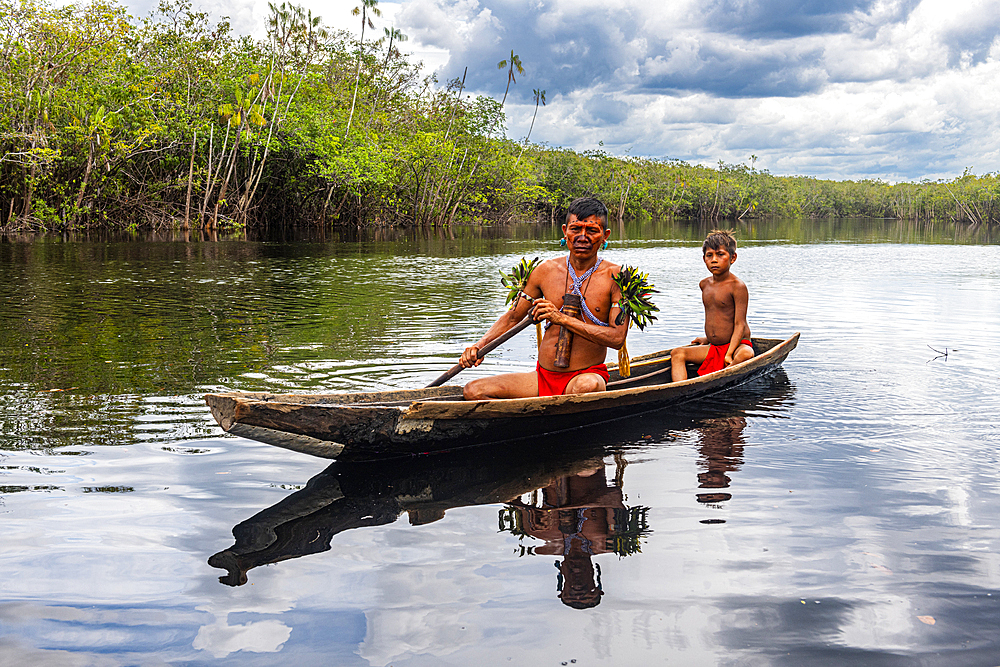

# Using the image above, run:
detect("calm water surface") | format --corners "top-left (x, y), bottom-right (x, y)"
top-left (1, 218), bottom-right (999, 666)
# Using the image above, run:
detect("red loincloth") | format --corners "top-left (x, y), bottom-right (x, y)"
top-left (697, 339), bottom-right (753, 376)
top-left (536, 362), bottom-right (610, 397)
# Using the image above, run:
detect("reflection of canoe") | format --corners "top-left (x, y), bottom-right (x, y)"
top-left (204, 333), bottom-right (799, 461)
top-left (209, 372), bottom-right (795, 587)
top-left (208, 442), bottom-right (611, 586)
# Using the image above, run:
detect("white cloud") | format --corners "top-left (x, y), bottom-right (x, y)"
top-left (390, 0), bottom-right (1000, 180)
top-left (113, 0), bottom-right (1000, 180)
top-left (398, 0), bottom-right (501, 51)
top-left (192, 617), bottom-right (292, 658)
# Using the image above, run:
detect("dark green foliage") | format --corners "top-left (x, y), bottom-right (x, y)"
top-left (525, 149), bottom-right (1000, 225)
top-left (0, 0), bottom-right (528, 230)
top-left (608, 506), bottom-right (651, 557)
top-left (1, 0), bottom-right (996, 231)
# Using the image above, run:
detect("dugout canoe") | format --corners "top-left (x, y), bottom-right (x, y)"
top-left (208, 372), bottom-right (795, 585)
top-left (205, 333), bottom-right (799, 461)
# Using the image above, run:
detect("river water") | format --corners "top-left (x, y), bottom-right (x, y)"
top-left (1, 218), bottom-right (998, 666)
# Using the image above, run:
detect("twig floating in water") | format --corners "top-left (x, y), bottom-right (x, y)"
top-left (926, 344), bottom-right (957, 363)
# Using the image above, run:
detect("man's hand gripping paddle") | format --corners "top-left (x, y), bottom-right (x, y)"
top-left (426, 258), bottom-right (541, 388)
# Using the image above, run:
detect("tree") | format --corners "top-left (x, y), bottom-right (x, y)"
top-left (525, 88), bottom-right (545, 143)
top-left (380, 25), bottom-right (406, 66)
top-left (513, 88), bottom-right (544, 169)
top-left (368, 25), bottom-right (406, 123)
top-left (496, 49), bottom-right (523, 106)
top-left (345, 0), bottom-right (380, 137)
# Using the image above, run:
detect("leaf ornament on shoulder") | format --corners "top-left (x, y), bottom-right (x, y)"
top-left (500, 256), bottom-right (541, 308)
top-left (613, 265), bottom-right (659, 330)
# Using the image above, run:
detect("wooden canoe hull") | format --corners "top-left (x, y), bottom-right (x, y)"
top-left (205, 334), bottom-right (799, 460)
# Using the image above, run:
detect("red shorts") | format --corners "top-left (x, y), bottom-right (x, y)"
top-left (536, 363), bottom-right (610, 397)
top-left (697, 340), bottom-right (753, 376)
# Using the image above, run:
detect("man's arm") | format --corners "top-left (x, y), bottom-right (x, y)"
top-left (532, 304), bottom-right (628, 350)
top-left (724, 281), bottom-right (750, 366)
top-left (458, 270), bottom-right (543, 369)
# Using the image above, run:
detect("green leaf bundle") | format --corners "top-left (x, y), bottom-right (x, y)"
top-left (499, 256), bottom-right (541, 308)
top-left (613, 266), bottom-right (659, 330)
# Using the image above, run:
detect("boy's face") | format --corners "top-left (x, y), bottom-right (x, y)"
top-left (703, 245), bottom-right (736, 275)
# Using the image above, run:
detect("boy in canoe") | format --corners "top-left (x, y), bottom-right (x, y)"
top-left (670, 229), bottom-right (754, 382)
top-left (459, 198), bottom-right (628, 399)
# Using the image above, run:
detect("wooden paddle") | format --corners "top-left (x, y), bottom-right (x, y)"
top-left (426, 313), bottom-right (535, 388)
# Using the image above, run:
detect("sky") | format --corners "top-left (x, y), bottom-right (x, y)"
top-left (125, 0), bottom-right (1000, 181)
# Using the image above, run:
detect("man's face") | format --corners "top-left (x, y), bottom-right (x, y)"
top-left (563, 214), bottom-right (611, 258)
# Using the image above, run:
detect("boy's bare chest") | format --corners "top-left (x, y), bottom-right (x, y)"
top-left (702, 283), bottom-right (735, 311)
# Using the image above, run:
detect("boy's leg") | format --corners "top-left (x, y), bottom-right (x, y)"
top-left (463, 371), bottom-right (538, 400)
top-left (670, 345), bottom-right (710, 382)
top-left (731, 342), bottom-right (755, 366)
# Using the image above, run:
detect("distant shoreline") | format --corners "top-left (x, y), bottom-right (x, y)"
top-left (3, 0), bottom-right (996, 231)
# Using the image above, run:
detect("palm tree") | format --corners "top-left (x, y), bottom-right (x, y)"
top-left (525, 88), bottom-right (545, 142)
top-left (496, 49), bottom-right (523, 106)
top-left (346, 0), bottom-right (381, 137)
top-left (381, 25), bottom-right (407, 64)
top-left (368, 25), bottom-right (406, 122)
top-left (513, 88), bottom-right (544, 169)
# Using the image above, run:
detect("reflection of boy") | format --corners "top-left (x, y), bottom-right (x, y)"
top-left (696, 416), bottom-right (747, 505)
top-left (671, 230), bottom-right (755, 382)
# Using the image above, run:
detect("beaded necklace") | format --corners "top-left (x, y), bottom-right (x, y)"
top-left (565, 255), bottom-right (609, 327)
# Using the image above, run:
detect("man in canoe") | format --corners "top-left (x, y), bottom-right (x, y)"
top-left (460, 198), bottom-right (628, 399)
top-left (670, 229), bottom-right (754, 382)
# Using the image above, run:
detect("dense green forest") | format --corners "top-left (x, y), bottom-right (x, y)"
top-left (2, 0), bottom-right (999, 231)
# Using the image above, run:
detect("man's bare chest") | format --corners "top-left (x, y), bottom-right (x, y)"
top-left (540, 272), bottom-right (613, 317)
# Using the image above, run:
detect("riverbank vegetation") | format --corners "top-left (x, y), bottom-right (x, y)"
top-left (2, 0), bottom-right (999, 231)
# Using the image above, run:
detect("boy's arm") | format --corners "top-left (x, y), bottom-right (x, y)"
top-left (723, 281), bottom-right (750, 366)
top-left (693, 278), bottom-right (709, 344)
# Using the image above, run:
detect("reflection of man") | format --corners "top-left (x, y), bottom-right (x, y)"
top-left (460, 198), bottom-right (628, 399)
top-left (506, 465), bottom-right (626, 609)
top-left (555, 510), bottom-right (607, 609)
top-left (696, 416), bottom-right (746, 506)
